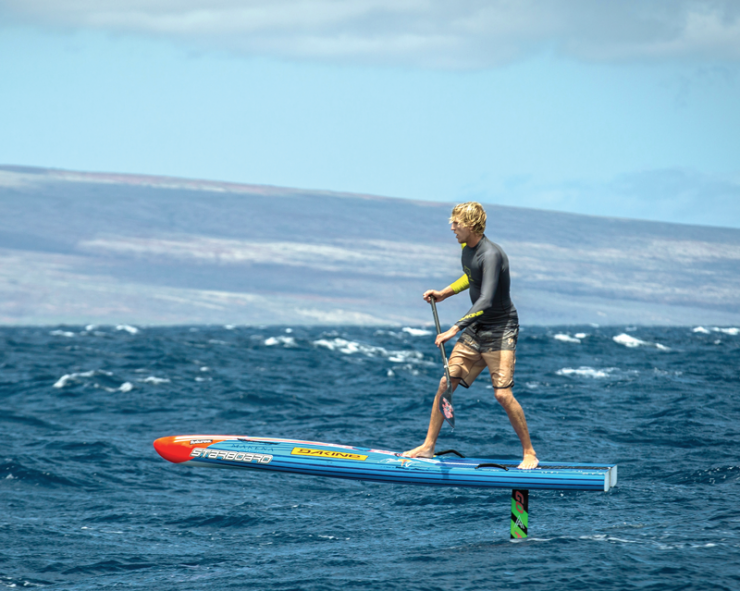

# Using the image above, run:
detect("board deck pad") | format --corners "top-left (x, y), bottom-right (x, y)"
top-left (154, 435), bottom-right (617, 492)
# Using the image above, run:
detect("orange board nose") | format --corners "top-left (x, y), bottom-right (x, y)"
top-left (153, 436), bottom-right (197, 463)
top-left (153, 435), bottom-right (231, 463)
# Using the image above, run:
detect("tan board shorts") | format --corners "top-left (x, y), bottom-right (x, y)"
top-left (448, 324), bottom-right (518, 390)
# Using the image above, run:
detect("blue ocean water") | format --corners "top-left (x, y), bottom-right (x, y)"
top-left (1, 324), bottom-right (739, 590)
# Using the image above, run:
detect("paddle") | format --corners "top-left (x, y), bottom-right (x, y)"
top-left (430, 297), bottom-right (455, 428)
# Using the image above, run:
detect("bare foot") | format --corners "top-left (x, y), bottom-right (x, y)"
top-left (402, 443), bottom-right (435, 458)
top-left (518, 453), bottom-right (539, 470)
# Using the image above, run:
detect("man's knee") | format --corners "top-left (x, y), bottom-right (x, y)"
top-left (493, 386), bottom-right (514, 405)
top-left (439, 374), bottom-right (462, 390)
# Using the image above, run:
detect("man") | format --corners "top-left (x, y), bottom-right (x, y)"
top-left (404, 202), bottom-right (538, 469)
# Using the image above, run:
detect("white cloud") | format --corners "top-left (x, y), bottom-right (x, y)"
top-left (2, 0), bottom-right (740, 68)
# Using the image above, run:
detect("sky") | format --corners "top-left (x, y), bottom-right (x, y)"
top-left (1, 0), bottom-right (739, 228)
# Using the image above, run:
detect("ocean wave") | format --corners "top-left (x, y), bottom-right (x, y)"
top-left (554, 333), bottom-right (581, 343)
top-left (402, 327), bottom-right (433, 337)
top-left (49, 329), bottom-right (76, 337)
top-left (139, 376), bottom-right (170, 384)
top-left (115, 324), bottom-right (140, 335)
top-left (713, 327), bottom-right (739, 336)
top-left (53, 370), bottom-right (111, 388)
top-left (312, 337), bottom-right (426, 364)
top-left (613, 333), bottom-right (670, 350)
top-left (0, 459), bottom-right (80, 489)
top-left (556, 367), bottom-right (618, 379)
top-left (166, 513), bottom-right (266, 529)
top-left (667, 465), bottom-right (740, 486)
top-left (264, 336), bottom-right (297, 347)
top-left (52, 370), bottom-right (134, 393)
top-left (313, 337), bottom-right (386, 356)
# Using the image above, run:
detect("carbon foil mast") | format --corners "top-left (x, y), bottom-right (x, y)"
top-left (430, 297), bottom-right (455, 428)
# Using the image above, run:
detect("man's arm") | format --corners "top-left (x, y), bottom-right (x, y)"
top-left (422, 274), bottom-right (467, 304)
top-left (422, 276), bottom-right (469, 346)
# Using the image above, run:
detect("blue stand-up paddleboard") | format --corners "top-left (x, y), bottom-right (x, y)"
top-left (154, 435), bottom-right (618, 539)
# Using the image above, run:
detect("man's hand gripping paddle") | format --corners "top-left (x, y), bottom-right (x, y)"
top-left (430, 297), bottom-right (455, 428)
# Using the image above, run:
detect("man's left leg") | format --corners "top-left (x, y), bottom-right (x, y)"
top-left (493, 386), bottom-right (538, 469)
top-left (485, 349), bottom-right (538, 469)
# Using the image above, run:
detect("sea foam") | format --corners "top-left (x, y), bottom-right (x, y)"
top-left (554, 333), bottom-right (581, 343)
top-left (140, 376), bottom-right (170, 384)
top-left (49, 330), bottom-right (75, 338)
top-left (557, 367), bottom-right (617, 379)
top-left (313, 337), bottom-right (426, 364)
top-left (53, 370), bottom-right (113, 388)
top-left (116, 325), bottom-right (139, 335)
top-left (713, 327), bottom-right (739, 336)
top-left (613, 333), bottom-right (669, 350)
top-left (402, 327), bottom-right (432, 337)
top-left (264, 336), bottom-right (297, 347)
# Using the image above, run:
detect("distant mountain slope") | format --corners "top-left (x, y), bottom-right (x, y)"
top-left (1, 165), bottom-right (739, 326)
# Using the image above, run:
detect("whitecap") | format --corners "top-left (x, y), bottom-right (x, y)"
top-left (119, 382), bottom-right (134, 392)
top-left (557, 367), bottom-right (617, 379)
top-left (402, 327), bottom-right (433, 337)
top-left (554, 333), bottom-right (581, 343)
top-left (53, 370), bottom-right (97, 388)
top-left (713, 327), bottom-right (739, 336)
top-left (314, 338), bottom-right (430, 366)
top-left (387, 351), bottom-right (425, 363)
top-left (140, 376), bottom-right (170, 384)
top-left (49, 330), bottom-right (75, 338)
top-left (53, 374), bottom-right (73, 388)
top-left (116, 325), bottom-right (139, 335)
top-left (692, 326), bottom-right (711, 334)
top-left (313, 338), bottom-right (381, 355)
top-left (574, 333), bottom-right (588, 339)
top-left (613, 333), bottom-right (669, 350)
top-left (223, 324), bottom-right (235, 330)
top-left (264, 336), bottom-right (296, 347)
top-left (613, 333), bottom-right (648, 347)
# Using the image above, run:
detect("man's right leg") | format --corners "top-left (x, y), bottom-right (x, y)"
top-left (403, 375), bottom-right (461, 458)
top-left (403, 345), bottom-right (484, 458)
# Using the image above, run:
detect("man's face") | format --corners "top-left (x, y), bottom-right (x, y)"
top-left (450, 219), bottom-right (472, 243)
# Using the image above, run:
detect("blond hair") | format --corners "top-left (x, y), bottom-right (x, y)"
top-left (449, 202), bottom-right (486, 235)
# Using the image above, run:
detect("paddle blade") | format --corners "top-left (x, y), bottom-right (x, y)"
top-left (439, 388), bottom-right (455, 428)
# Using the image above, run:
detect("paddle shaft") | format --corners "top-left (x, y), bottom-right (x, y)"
top-left (430, 297), bottom-right (453, 389)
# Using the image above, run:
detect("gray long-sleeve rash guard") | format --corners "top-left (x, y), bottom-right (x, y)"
top-left (454, 236), bottom-right (519, 330)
